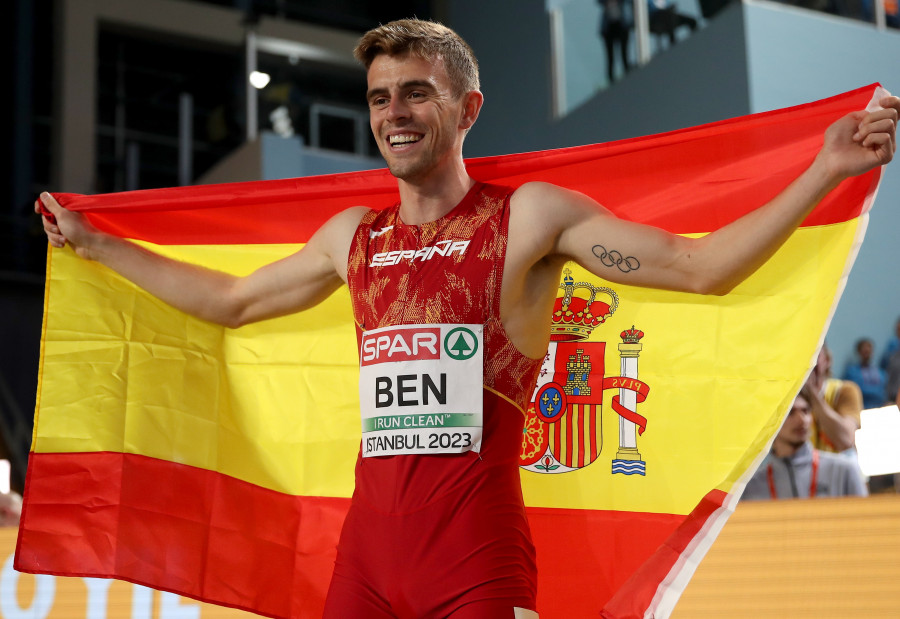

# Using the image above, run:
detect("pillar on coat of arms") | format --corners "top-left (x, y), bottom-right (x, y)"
top-left (613, 327), bottom-right (646, 476)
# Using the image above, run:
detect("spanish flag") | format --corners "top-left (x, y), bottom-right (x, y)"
top-left (16, 85), bottom-right (886, 619)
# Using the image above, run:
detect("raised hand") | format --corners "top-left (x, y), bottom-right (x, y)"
top-left (35, 192), bottom-right (103, 259)
top-left (817, 95), bottom-right (899, 182)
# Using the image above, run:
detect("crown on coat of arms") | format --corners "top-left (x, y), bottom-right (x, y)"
top-left (620, 326), bottom-right (645, 343)
top-left (550, 269), bottom-right (619, 342)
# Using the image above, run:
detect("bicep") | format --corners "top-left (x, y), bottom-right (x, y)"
top-left (541, 185), bottom-right (698, 291)
top-left (232, 244), bottom-right (342, 325)
top-left (229, 207), bottom-right (364, 326)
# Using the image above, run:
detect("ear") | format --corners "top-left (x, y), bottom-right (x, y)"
top-left (459, 90), bottom-right (484, 131)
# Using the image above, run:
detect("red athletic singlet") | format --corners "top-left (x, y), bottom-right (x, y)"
top-left (323, 182), bottom-right (542, 618)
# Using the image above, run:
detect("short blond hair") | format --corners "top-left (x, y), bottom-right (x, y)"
top-left (354, 18), bottom-right (480, 97)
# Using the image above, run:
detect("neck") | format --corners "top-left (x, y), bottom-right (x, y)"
top-left (396, 160), bottom-right (475, 225)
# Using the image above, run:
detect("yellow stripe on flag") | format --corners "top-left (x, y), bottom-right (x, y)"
top-left (522, 217), bottom-right (861, 514)
top-left (33, 215), bottom-right (858, 513)
top-left (35, 243), bottom-right (360, 498)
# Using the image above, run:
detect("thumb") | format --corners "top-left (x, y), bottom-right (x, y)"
top-left (38, 192), bottom-right (61, 224)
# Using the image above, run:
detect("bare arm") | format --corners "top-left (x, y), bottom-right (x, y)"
top-left (524, 98), bottom-right (899, 295)
top-left (37, 192), bottom-right (366, 328)
top-left (805, 368), bottom-right (861, 452)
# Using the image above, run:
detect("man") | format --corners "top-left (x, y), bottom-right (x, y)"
top-left (742, 387), bottom-right (868, 500)
top-left (843, 337), bottom-right (886, 409)
top-left (887, 347), bottom-right (900, 404)
top-left (37, 18), bottom-right (898, 619)
top-left (807, 344), bottom-right (863, 453)
top-left (879, 316), bottom-right (900, 371)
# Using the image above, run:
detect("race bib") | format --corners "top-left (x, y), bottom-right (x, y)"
top-left (359, 323), bottom-right (483, 457)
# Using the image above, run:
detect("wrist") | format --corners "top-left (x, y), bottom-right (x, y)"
top-left (83, 230), bottom-right (117, 262)
top-left (809, 151), bottom-right (847, 194)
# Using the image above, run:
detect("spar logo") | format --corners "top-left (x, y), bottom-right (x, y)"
top-left (361, 327), bottom-right (441, 366)
top-left (444, 327), bottom-right (478, 360)
top-left (520, 269), bottom-right (651, 477)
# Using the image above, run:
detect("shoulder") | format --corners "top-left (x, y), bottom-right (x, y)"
top-left (817, 450), bottom-right (861, 477)
top-left (842, 364), bottom-right (862, 378)
top-left (327, 205), bottom-right (370, 230)
top-left (313, 206), bottom-right (369, 243)
top-left (837, 378), bottom-right (863, 405)
top-left (511, 181), bottom-right (611, 222)
top-left (306, 206), bottom-right (371, 266)
top-left (511, 181), bottom-right (575, 206)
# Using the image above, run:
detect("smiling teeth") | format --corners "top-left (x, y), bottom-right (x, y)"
top-left (389, 134), bottom-right (422, 145)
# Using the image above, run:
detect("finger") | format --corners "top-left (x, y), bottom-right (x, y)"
top-left (860, 135), bottom-right (894, 166)
top-left (861, 132), bottom-right (889, 148)
top-left (856, 108), bottom-right (898, 133)
top-left (861, 108), bottom-right (899, 127)
top-left (854, 113), bottom-right (897, 142)
top-left (856, 118), bottom-right (897, 141)
top-left (38, 192), bottom-right (60, 225)
top-left (879, 95), bottom-right (900, 113)
top-left (42, 216), bottom-right (61, 236)
top-left (47, 233), bottom-right (67, 248)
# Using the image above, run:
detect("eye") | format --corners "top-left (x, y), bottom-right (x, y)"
top-left (409, 91), bottom-right (426, 101)
top-left (370, 96), bottom-right (389, 108)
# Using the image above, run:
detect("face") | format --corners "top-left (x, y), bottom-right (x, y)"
top-left (858, 340), bottom-right (873, 363)
top-left (366, 53), bottom-right (475, 183)
top-left (816, 347), bottom-right (831, 376)
top-left (777, 395), bottom-right (812, 448)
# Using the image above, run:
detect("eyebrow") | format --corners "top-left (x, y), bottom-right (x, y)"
top-left (366, 79), bottom-right (436, 101)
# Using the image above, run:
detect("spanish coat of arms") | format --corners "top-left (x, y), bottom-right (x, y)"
top-left (520, 269), bottom-right (650, 476)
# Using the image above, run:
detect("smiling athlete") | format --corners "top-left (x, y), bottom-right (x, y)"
top-left (39, 18), bottom-right (898, 619)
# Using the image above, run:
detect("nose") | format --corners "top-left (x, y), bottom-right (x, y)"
top-left (386, 96), bottom-right (410, 122)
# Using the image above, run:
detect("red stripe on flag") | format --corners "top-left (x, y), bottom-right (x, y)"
top-left (527, 504), bottom-right (686, 617)
top-left (577, 406), bottom-right (586, 468)
top-left (49, 85), bottom-right (881, 245)
top-left (600, 489), bottom-right (728, 619)
top-left (17, 451), bottom-right (709, 618)
top-left (15, 452), bottom-right (348, 619)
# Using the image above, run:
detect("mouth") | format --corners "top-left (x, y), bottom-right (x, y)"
top-left (388, 133), bottom-right (423, 149)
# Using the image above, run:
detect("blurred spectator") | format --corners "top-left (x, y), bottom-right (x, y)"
top-left (843, 338), bottom-right (886, 410)
top-left (886, 349), bottom-right (900, 403)
top-left (879, 316), bottom-right (899, 371)
top-left (0, 492), bottom-right (22, 526)
top-left (598, 0), bottom-right (632, 84)
top-left (807, 345), bottom-right (862, 453)
top-left (648, 0), bottom-right (698, 46)
top-left (886, 0), bottom-right (899, 27)
top-left (743, 387), bottom-right (868, 499)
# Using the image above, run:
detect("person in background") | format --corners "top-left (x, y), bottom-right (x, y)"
top-left (0, 492), bottom-right (22, 526)
top-left (648, 0), bottom-right (698, 46)
top-left (885, 347), bottom-right (900, 404)
top-left (743, 386), bottom-right (868, 500)
top-left (599, 0), bottom-right (632, 84)
top-left (807, 345), bottom-right (862, 453)
top-left (879, 316), bottom-right (899, 371)
top-left (843, 337), bottom-right (886, 410)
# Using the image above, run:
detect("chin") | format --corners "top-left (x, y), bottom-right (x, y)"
top-left (388, 162), bottom-right (430, 183)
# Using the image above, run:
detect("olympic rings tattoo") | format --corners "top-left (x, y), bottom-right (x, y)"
top-left (591, 244), bottom-right (641, 273)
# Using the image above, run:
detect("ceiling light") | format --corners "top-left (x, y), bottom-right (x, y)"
top-left (249, 71), bottom-right (271, 89)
